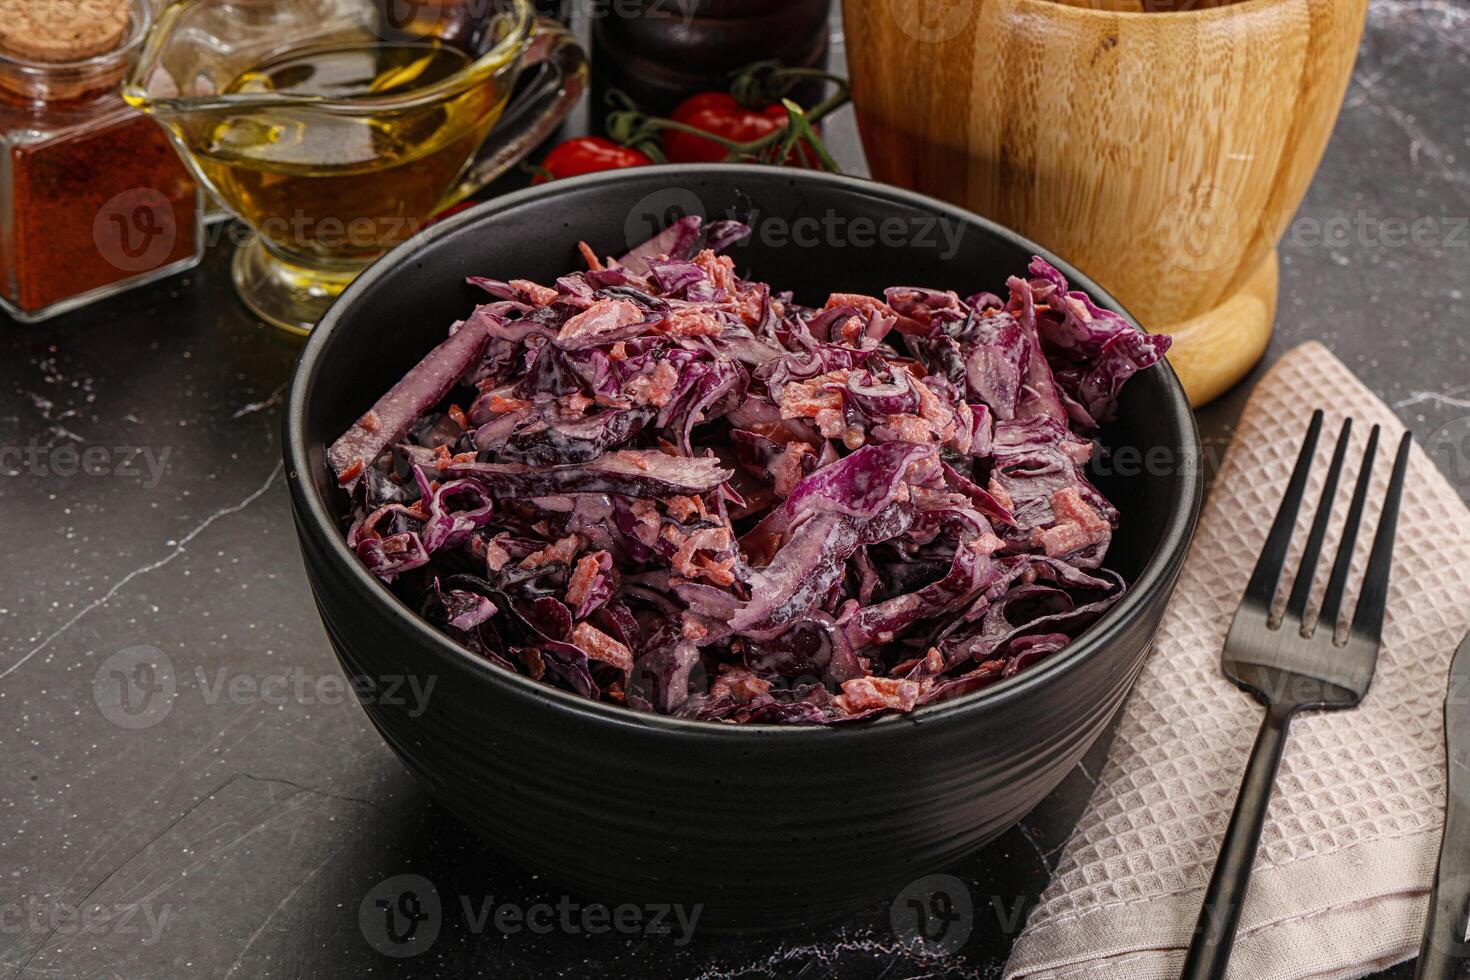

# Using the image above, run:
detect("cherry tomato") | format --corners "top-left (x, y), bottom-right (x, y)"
top-left (662, 92), bottom-right (816, 166)
top-left (533, 137), bottom-right (652, 184)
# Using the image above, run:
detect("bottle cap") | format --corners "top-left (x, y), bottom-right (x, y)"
top-left (0, 0), bottom-right (131, 64)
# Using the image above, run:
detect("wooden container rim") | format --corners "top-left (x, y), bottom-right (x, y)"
top-left (1013, 0), bottom-right (1298, 24)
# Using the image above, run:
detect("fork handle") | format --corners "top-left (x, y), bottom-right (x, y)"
top-left (1181, 702), bottom-right (1296, 980)
top-left (1414, 779), bottom-right (1470, 980)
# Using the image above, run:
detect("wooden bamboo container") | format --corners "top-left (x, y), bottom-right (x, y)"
top-left (843, 0), bottom-right (1367, 405)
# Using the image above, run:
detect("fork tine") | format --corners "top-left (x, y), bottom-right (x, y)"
top-left (1350, 430), bottom-right (1413, 642)
top-left (1284, 418), bottom-right (1353, 628)
top-left (1242, 410), bottom-right (1323, 608)
top-left (1317, 425), bottom-right (1380, 632)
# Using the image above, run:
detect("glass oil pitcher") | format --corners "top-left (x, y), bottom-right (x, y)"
top-left (123, 0), bottom-right (586, 334)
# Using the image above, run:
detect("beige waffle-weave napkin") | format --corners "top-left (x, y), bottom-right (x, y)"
top-left (1004, 342), bottom-right (1470, 980)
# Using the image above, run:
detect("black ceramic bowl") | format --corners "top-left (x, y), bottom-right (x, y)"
top-left (285, 165), bottom-right (1202, 926)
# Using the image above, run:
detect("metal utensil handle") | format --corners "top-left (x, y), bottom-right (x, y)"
top-left (1181, 702), bottom-right (1296, 980)
top-left (1414, 777), bottom-right (1470, 978)
top-left (445, 17), bottom-right (588, 206)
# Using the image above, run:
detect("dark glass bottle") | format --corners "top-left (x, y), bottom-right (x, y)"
top-left (592, 0), bottom-right (833, 117)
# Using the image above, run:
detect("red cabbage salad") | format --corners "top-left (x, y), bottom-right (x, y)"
top-left (327, 217), bottom-right (1171, 724)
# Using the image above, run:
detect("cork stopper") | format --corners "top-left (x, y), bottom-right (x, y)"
top-left (0, 0), bottom-right (131, 64)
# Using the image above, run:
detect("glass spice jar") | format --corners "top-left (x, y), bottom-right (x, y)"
top-left (0, 0), bottom-right (204, 324)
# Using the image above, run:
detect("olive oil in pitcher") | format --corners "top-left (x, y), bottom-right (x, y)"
top-left (124, 0), bottom-right (588, 335)
top-left (188, 39), bottom-right (506, 262)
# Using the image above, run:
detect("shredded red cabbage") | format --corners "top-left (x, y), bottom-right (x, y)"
top-left (329, 219), bottom-right (1171, 723)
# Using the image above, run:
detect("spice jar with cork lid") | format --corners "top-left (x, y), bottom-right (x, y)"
top-left (0, 0), bottom-right (204, 324)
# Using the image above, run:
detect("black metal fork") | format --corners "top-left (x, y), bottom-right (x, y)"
top-left (1181, 410), bottom-right (1413, 979)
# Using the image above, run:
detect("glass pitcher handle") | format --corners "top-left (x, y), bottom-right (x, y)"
top-left (445, 18), bottom-right (588, 205)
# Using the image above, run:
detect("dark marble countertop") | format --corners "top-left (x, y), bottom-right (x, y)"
top-left (2, 2), bottom-right (1466, 977)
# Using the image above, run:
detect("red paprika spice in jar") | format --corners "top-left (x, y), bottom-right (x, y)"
top-left (0, 0), bottom-right (203, 324)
